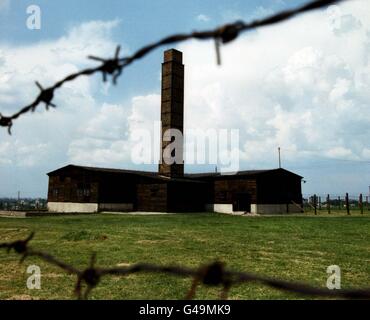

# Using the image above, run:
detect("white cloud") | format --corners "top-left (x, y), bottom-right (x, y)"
top-left (248, 6), bottom-right (274, 20)
top-left (67, 94), bottom-right (161, 166)
top-left (222, 1), bottom-right (279, 23)
top-left (196, 14), bottom-right (210, 22)
top-left (0, 20), bottom-right (122, 109)
top-left (67, 102), bottom-right (131, 165)
top-left (0, 140), bottom-right (48, 166)
top-left (324, 146), bottom-right (354, 159)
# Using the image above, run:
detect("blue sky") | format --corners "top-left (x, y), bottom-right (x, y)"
top-left (0, 0), bottom-right (370, 198)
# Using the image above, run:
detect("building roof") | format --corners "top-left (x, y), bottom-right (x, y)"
top-left (48, 165), bottom-right (303, 180)
top-left (185, 168), bottom-right (303, 179)
top-left (47, 164), bottom-right (156, 177)
top-left (47, 165), bottom-right (206, 183)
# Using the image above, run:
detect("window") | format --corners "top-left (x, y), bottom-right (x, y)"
top-left (77, 183), bottom-right (91, 198)
top-left (219, 191), bottom-right (227, 201)
top-left (77, 189), bottom-right (83, 198)
top-left (83, 188), bottom-right (90, 197)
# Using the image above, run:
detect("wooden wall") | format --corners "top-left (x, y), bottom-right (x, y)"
top-left (48, 168), bottom-right (99, 203)
top-left (136, 183), bottom-right (168, 212)
top-left (47, 167), bottom-right (138, 205)
top-left (257, 172), bottom-right (302, 204)
top-left (98, 173), bottom-right (137, 204)
top-left (213, 178), bottom-right (257, 204)
top-left (167, 181), bottom-right (210, 212)
top-left (205, 170), bottom-right (302, 206)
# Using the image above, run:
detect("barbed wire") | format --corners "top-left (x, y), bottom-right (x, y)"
top-left (1, 233), bottom-right (369, 300)
top-left (0, 0), bottom-right (346, 134)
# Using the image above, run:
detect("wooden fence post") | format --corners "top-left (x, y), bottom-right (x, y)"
top-left (313, 194), bottom-right (317, 215)
top-left (327, 194), bottom-right (331, 214)
top-left (338, 196), bottom-right (341, 210)
top-left (359, 194), bottom-right (363, 215)
top-left (345, 193), bottom-right (350, 215)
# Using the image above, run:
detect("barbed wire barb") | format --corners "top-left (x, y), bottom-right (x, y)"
top-left (214, 38), bottom-right (222, 66)
top-left (35, 82), bottom-right (56, 110)
top-left (88, 45), bottom-right (123, 85)
top-left (0, 113), bottom-right (13, 134)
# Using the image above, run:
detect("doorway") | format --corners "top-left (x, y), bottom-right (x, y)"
top-left (233, 193), bottom-right (251, 212)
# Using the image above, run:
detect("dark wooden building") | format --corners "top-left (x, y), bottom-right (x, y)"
top-left (47, 166), bottom-right (302, 214)
top-left (47, 49), bottom-right (303, 214)
top-left (187, 169), bottom-right (303, 214)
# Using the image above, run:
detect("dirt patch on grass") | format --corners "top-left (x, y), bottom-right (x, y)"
top-left (43, 273), bottom-right (65, 279)
top-left (116, 262), bottom-right (132, 267)
top-left (7, 294), bottom-right (35, 300)
top-left (60, 231), bottom-right (108, 241)
top-left (0, 228), bottom-right (30, 241)
top-left (0, 262), bottom-right (25, 281)
top-left (136, 239), bottom-right (176, 245)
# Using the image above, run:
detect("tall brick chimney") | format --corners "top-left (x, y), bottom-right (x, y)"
top-left (159, 49), bottom-right (184, 178)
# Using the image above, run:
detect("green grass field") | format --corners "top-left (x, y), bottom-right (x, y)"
top-left (0, 212), bottom-right (369, 300)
